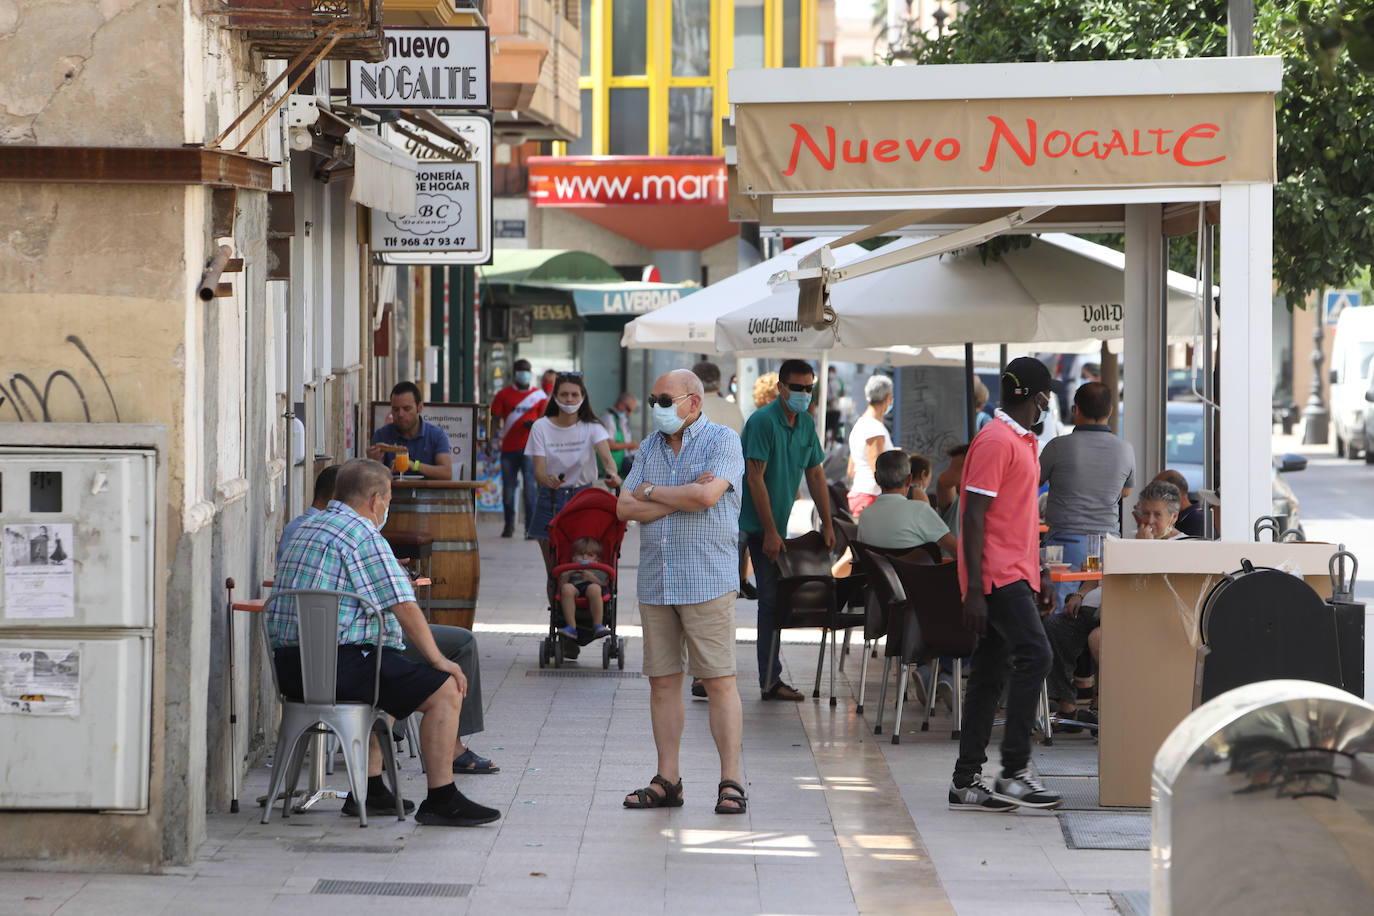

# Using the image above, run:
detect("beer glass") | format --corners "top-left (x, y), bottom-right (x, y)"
top-left (1084, 534), bottom-right (1103, 571)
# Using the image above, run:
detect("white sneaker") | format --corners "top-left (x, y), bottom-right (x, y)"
top-left (948, 775), bottom-right (1018, 812)
top-left (994, 769), bottom-right (1063, 809)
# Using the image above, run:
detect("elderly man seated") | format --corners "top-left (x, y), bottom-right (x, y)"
top-left (269, 458), bottom-right (501, 827)
top-left (1044, 479), bottom-right (1189, 726)
top-left (857, 449), bottom-right (958, 557)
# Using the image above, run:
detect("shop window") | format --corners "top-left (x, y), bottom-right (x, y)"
top-left (568, 88), bottom-right (595, 155)
top-left (612, 1), bottom-right (647, 76)
top-left (672, 0), bottom-right (711, 77)
top-left (734, 0), bottom-right (765, 69)
top-left (668, 87), bottom-right (713, 155)
top-left (782, 0), bottom-right (802, 68)
top-left (609, 88), bottom-right (649, 154)
top-left (580, 0), bottom-right (592, 77)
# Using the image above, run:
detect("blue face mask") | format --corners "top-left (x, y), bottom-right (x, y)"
top-left (514, 370), bottom-right (532, 386)
top-left (786, 391), bottom-right (812, 415)
top-left (652, 402), bottom-right (686, 435)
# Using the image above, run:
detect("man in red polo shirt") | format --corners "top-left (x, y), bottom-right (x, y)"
top-left (949, 357), bottom-right (1062, 813)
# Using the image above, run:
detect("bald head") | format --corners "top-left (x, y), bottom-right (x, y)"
top-left (651, 369), bottom-right (704, 432)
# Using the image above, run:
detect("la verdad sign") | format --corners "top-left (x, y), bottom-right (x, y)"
top-left (349, 28), bottom-right (491, 109)
top-left (735, 92), bottom-right (1275, 194)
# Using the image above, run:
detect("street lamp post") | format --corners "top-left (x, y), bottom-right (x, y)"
top-left (933, 2), bottom-right (948, 37)
top-left (1302, 305), bottom-right (1330, 444)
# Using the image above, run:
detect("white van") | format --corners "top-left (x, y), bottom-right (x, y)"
top-left (1329, 306), bottom-right (1374, 459)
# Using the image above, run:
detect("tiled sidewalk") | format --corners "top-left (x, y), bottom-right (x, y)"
top-left (0, 511), bottom-right (1147, 915)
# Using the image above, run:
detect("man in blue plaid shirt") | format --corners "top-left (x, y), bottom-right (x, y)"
top-left (269, 458), bottom-right (500, 827)
top-left (616, 369), bottom-right (748, 815)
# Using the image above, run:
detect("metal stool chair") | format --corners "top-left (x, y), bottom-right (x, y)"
top-left (384, 531), bottom-right (434, 619)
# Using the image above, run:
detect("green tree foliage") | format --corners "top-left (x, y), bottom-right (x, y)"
top-left (896, 0), bottom-right (1374, 305)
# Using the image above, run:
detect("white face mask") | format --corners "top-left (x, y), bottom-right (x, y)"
top-left (557, 398), bottom-right (583, 414)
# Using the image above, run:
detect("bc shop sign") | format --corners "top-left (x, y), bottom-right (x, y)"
top-left (349, 28), bottom-right (490, 110)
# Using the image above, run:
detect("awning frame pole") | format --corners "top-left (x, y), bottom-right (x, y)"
top-left (211, 25), bottom-right (343, 153)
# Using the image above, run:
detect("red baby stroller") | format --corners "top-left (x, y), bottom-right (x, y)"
top-left (539, 487), bottom-right (628, 669)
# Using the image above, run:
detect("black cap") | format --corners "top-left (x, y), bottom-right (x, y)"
top-left (1000, 357), bottom-right (1053, 403)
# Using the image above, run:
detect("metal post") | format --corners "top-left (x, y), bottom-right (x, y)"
top-left (1227, 0), bottom-right (1255, 57)
top-left (1202, 224), bottom-right (1218, 537)
top-left (1301, 303), bottom-right (1330, 444)
top-left (964, 342), bottom-right (976, 442)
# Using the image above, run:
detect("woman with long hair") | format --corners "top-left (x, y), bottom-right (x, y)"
top-left (525, 372), bottom-right (622, 571)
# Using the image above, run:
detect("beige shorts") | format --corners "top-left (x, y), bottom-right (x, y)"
top-left (639, 592), bottom-right (738, 679)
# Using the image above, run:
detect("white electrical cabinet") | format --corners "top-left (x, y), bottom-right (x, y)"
top-left (0, 448), bottom-right (156, 811)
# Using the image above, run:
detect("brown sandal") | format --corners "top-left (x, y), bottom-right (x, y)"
top-left (624, 774), bottom-right (684, 809)
top-left (714, 779), bottom-right (747, 814)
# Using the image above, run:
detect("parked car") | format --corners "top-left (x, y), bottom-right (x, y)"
top-left (1167, 367), bottom-right (1203, 401)
top-left (1166, 400), bottom-right (1306, 535)
top-left (1328, 306), bottom-right (1374, 460)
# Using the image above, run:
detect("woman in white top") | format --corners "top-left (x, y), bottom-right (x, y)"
top-left (845, 374), bottom-right (895, 518)
top-left (525, 372), bottom-right (622, 572)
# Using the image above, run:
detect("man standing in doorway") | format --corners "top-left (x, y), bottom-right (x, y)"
top-left (367, 381), bottom-right (453, 481)
top-left (949, 356), bottom-right (1062, 813)
top-left (741, 359), bottom-right (834, 701)
top-left (490, 359), bottom-right (548, 538)
top-left (617, 369), bottom-right (747, 814)
top-left (600, 392), bottom-right (639, 478)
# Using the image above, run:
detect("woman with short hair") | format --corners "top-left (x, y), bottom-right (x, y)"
top-left (845, 374), bottom-right (895, 518)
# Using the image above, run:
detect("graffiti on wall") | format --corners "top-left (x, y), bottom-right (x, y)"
top-left (0, 336), bottom-right (121, 423)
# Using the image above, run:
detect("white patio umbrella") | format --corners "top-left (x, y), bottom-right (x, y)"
top-left (735, 232), bottom-right (1209, 354)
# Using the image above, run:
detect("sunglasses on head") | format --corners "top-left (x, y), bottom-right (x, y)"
top-left (557, 371), bottom-right (583, 380)
top-left (646, 392), bottom-right (691, 409)
top-left (784, 382), bottom-right (815, 394)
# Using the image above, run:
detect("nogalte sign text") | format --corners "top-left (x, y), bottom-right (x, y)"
top-left (348, 27), bottom-right (490, 109)
top-left (734, 93), bottom-right (1274, 194)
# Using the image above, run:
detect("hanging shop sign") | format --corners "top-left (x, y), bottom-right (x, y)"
top-left (734, 94), bottom-right (1275, 195)
top-left (375, 115), bottom-right (492, 265)
top-left (348, 27), bottom-right (491, 109)
top-left (528, 157), bottom-right (728, 207)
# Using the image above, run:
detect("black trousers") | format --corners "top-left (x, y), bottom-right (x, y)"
top-left (953, 580), bottom-right (1053, 780)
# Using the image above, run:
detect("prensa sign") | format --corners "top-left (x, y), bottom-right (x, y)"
top-left (349, 28), bottom-right (490, 110)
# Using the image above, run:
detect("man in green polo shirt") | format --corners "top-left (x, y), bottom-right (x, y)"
top-left (741, 358), bottom-right (834, 700)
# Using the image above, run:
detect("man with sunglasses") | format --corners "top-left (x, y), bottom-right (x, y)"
top-left (739, 359), bottom-right (833, 701)
top-left (948, 356), bottom-right (1061, 813)
top-left (617, 369), bottom-right (747, 814)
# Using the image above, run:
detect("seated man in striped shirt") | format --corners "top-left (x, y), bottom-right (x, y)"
top-left (268, 458), bottom-right (500, 827)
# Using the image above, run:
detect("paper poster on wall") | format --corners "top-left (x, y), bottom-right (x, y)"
top-left (3, 524), bottom-right (75, 619)
top-left (0, 646), bottom-right (81, 716)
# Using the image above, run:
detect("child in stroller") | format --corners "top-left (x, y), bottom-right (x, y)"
top-left (557, 536), bottom-right (611, 640)
top-left (540, 487), bottom-right (628, 669)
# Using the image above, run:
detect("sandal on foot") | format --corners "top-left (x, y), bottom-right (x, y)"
top-left (557, 625), bottom-right (578, 639)
top-left (592, 625), bottom-right (611, 639)
top-left (714, 779), bottom-right (747, 815)
top-left (452, 749), bottom-right (500, 774)
top-left (623, 774), bottom-right (684, 809)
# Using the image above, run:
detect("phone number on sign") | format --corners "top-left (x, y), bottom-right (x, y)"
top-left (396, 236), bottom-right (469, 248)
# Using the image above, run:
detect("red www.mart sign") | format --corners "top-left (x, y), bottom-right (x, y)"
top-left (527, 156), bottom-right (728, 207)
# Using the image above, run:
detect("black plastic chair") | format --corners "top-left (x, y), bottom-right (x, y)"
top-left (769, 531), bottom-right (862, 706)
top-left (888, 556), bottom-right (976, 741)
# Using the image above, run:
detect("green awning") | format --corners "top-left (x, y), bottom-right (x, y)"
top-left (478, 249), bottom-right (697, 317)
top-left (478, 249), bottom-right (623, 285)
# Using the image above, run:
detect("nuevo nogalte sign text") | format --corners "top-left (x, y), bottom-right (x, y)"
top-left (735, 93), bottom-right (1275, 193)
top-left (348, 28), bottom-right (490, 109)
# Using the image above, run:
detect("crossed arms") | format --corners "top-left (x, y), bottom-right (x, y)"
top-left (616, 471), bottom-right (731, 522)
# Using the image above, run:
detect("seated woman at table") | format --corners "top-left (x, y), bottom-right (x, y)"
top-left (1044, 480), bottom-right (1189, 727)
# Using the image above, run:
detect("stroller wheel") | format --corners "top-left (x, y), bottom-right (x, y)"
top-left (554, 637), bottom-right (564, 667)
top-left (601, 638), bottom-right (611, 669)
top-left (538, 639), bottom-right (548, 668)
top-left (617, 637), bottom-right (626, 670)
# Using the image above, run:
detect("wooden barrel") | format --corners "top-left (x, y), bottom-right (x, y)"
top-left (383, 482), bottom-right (479, 630)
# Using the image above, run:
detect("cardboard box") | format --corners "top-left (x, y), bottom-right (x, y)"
top-left (1098, 539), bottom-right (1338, 807)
